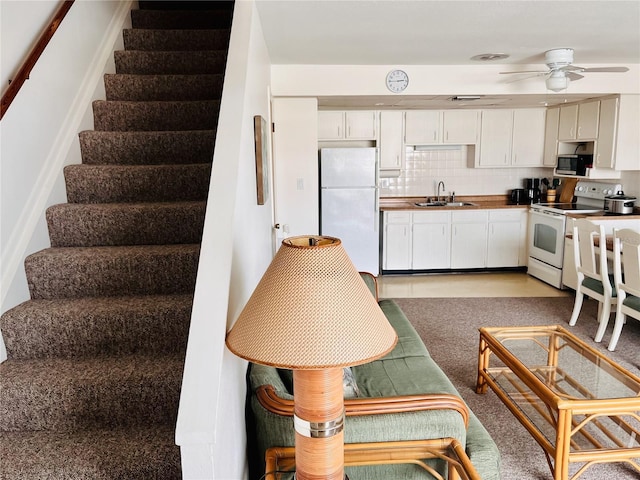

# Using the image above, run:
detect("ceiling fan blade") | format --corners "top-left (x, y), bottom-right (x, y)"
top-left (499, 70), bottom-right (547, 75)
top-left (580, 66), bottom-right (630, 73)
top-left (502, 72), bottom-right (547, 83)
top-left (566, 72), bottom-right (584, 81)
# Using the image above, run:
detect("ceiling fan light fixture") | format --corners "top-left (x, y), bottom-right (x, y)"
top-left (546, 72), bottom-right (569, 92)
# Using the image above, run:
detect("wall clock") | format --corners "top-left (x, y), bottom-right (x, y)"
top-left (386, 69), bottom-right (409, 93)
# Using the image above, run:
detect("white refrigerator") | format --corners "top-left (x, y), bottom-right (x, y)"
top-left (320, 148), bottom-right (379, 274)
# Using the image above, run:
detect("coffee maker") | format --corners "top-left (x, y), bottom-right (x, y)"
top-left (525, 178), bottom-right (541, 204)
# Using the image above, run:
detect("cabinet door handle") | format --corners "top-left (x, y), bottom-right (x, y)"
top-left (338, 126), bottom-right (341, 137)
top-left (577, 126), bottom-right (581, 138)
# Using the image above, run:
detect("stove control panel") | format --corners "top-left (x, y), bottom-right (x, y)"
top-left (574, 181), bottom-right (622, 200)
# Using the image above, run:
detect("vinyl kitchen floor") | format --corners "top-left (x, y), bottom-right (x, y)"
top-left (378, 271), bottom-right (570, 299)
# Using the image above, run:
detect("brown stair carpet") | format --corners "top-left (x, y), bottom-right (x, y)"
top-left (0, 1), bottom-right (232, 478)
top-left (78, 130), bottom-right (216, 165)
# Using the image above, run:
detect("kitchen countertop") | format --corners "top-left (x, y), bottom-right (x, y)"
top-left (565, 211), bottom-right (640, 220)
top-left (379, 195), bottom-right (526, 211)
top-left (380, 196), bottom-right (640, 217)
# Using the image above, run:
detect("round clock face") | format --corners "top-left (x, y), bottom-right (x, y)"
top-left (386, 69), bottom-right (409, 93)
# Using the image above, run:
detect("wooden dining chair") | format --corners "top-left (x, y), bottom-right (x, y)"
top-left (608, 228), bottom-right (640, 351)
top-left (568, 218), bottom-right (617, 343)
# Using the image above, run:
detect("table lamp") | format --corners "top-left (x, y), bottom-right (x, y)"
top-left (226, 235), bottom-right (397, 480)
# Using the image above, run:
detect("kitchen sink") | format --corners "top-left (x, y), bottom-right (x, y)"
top-left (414, 201), bottom-right (478, 207)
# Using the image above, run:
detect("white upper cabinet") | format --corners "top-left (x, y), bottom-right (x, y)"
top-left (477, 110), bottom-right (513, 167)
top-left (443, 110), bottom-right (479, 144)
top-left (477, 109), bottom-right (545, 168)
top-left (558, 101), bottom-right (600, 141)
top-left (318, 111), bottom-right (345, 140)
top-left (595, 95), bottom-right (640, 171)
top-left (404, 110), bottom-right (478, 145)
top-left (379, 111), bottom-right (404, 170)
top-left (404, 110), bottom-right (440, 144)
top-left (511, 109), bottom-right (546, 167)
top-left (346, 111), bottom-right (377, 139)
top-left (543, 107), bottom-right (560, 167)
top-left (318, 111), bottom-right (377, 140)
top-left (557, 104), bottom-right (578, 141)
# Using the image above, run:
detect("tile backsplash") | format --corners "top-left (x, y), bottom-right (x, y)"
top-left (379, 145), bottom-right (553, 198)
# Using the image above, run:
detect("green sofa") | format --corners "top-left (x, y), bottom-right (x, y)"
top-left (247, 275), bottom-right (500, 479)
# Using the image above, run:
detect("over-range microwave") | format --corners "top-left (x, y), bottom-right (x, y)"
top-left (556, 154), bottom-right (593, 176)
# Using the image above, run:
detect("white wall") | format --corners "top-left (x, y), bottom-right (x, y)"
top-left (0, 1), bottom-right (132, 359)
top-left (270, 64), bottom-right (640, 98)
top-left (0, 1), bottom-right (61, 88)
top-left (176, 1), bottom-right (275, 478)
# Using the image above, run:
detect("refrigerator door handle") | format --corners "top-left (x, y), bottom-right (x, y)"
top-left (374, 188), bottom-right (380, 231)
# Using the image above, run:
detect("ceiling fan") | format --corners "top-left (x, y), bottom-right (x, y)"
top-left (500, 48), bottom-right (629, 92)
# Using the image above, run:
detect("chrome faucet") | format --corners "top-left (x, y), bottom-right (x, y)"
top-left (437, 181), bottom-right (446, 203)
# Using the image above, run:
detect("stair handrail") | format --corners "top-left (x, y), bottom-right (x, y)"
top-left (0, 0), bottom-right (74, 120)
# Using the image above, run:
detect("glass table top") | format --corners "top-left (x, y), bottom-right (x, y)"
top-left (488, 326), bottom-right (640, 400)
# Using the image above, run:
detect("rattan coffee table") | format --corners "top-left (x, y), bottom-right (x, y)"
top-left (476, 324), bottom-right (640, 480)
top-left (265, 438), bottom-right (481, 480)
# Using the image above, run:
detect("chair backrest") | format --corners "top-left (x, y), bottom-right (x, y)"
top-left (613, 228), bottom-right (640, 295)
top-left (572, 218), bottom-right (609, 285)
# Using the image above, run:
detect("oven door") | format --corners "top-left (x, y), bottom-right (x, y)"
top-left (528, 209), bottom-right (566, 268)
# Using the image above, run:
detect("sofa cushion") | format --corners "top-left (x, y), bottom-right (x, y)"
top-left (378, 299), bottom-right (431, 359)
top-left (354, 355), bottom-right (459, 398)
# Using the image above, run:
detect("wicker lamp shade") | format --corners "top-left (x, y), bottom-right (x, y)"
top-left (226, 235), bottom-right (397, 369)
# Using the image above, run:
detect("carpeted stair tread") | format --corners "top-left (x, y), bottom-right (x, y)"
top-left (0, 353), bottom-right (184, 431)
top-left (78, 130), bottom-right (215, 165)
top-left (114, 50), bottom-right (227, 75)
top-left (0, 294), bottom-right (193, 359)
top-left (139, 1), bottom-right (233, 11)
top-left (1, 0), bottom-right (232, 476)
top-left (131, 8), bottom-right (232, 29)
top-left (104, 74), bottom-right (223, 101)
top-left (123, 28), bottom-right (231, 51)
top-left (92, 99), bottom-right (220, 131)
top-left (0, 425), bottom-right (181, 479)
top-left (25, 244), bottom-right (200, 299)
top-left (47, 201), bottom-right (206, 247)
top-left (64, 164), bottom-right (211, 203)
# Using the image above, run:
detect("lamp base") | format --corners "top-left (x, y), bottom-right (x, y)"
top-left (293, 368), bottom-right (345, 480)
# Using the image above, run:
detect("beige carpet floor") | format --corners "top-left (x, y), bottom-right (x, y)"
top-left (394, 296), bottom-right (640, 480)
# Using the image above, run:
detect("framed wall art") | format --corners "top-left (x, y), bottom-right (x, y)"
top-left (253, 115), bottom-right (270, 205)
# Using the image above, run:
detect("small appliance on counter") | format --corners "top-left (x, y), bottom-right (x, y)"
top-left (556, 154), bottom-right (593, 176)
top-left (604, 191), bottom-right (637, 215)
top-left (510, 188), bottom-right (528, 205)
top-left (524, 178), bottom-right (541, 204)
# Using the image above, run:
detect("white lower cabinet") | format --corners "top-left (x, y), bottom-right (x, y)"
top-left (383, 212), bottom-right (411, 270)
top-left (383, 208), bottom-right (527, 271)
top-left (412, 212), bottom-right (451, 269)
top-left (451, 211), bottom-right (488, 269)
top-left (486, 210), bottom-right (527, 267)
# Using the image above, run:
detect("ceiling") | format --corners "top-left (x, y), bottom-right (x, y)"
top-left (254, 0), bottom-right (640, 108)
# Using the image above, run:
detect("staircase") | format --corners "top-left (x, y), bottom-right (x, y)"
top-left (0, 2), bottom-right (232, 478)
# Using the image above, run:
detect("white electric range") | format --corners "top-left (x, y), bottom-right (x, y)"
top-left (527, 181), bottom-right (622, 289)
